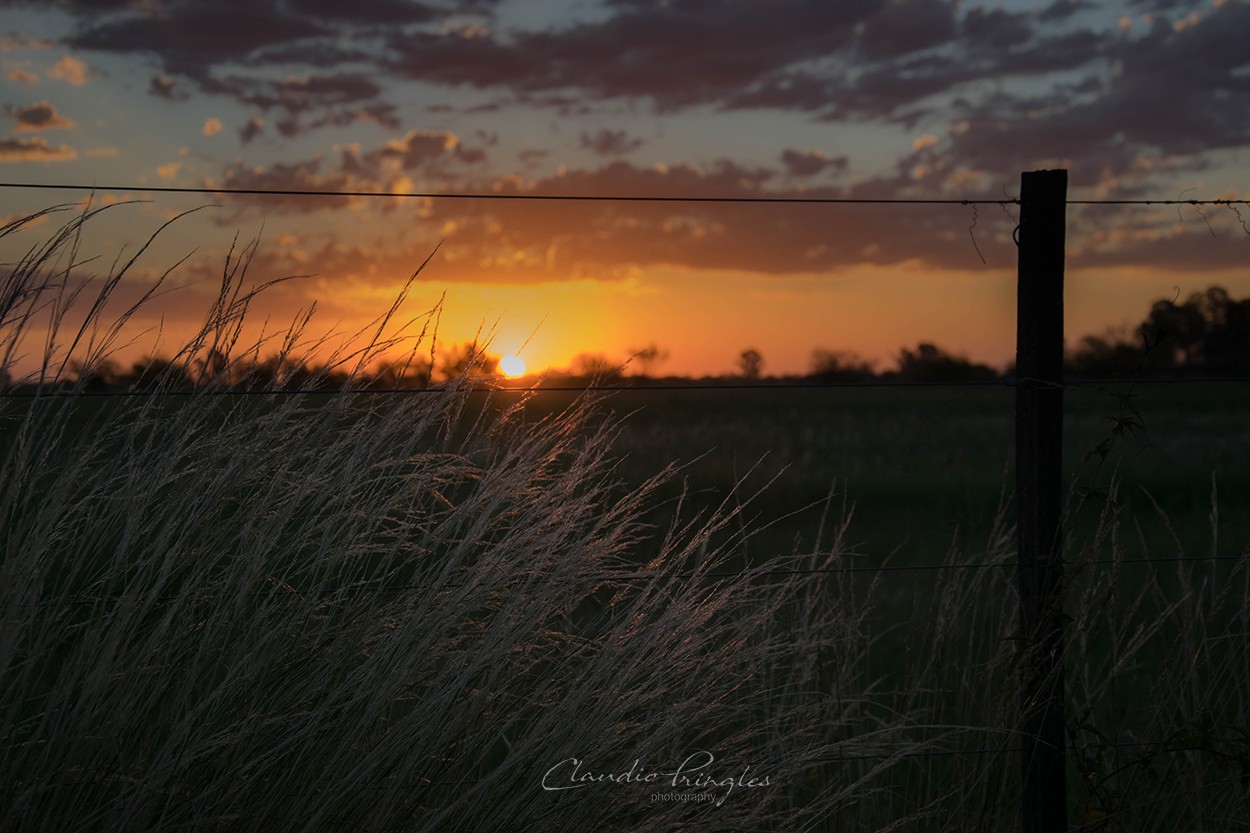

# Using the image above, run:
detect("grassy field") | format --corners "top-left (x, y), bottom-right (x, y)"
top-left (4, 382), bottom-right (1248, 832)
top-left (506, 380), bottom-right (1250, 572)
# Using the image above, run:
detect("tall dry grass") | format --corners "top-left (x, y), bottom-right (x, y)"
top-left (1, 205), bottom-right (1247, 832)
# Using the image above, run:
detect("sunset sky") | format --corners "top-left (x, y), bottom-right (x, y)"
top-left (2, 0), bottom-right (1248, 377)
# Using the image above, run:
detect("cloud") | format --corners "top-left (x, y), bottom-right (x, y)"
top-left (47, 54), bottom-right (88, 85)
top-left (272, 102), bottom-right (401, 138)
top-left (283, 0), bottom-right (438, 24)
top-left (396, 159), bottom-right (1016, 281)
top-left (8, 100), bottom-right (76, 131)
top-left (518, 148), bottom-right (552, 166)
top-left (202, 117), bottom-right (222, 137)
top-left (69, 4), bottom-right (328, 75)
top-left (780, 149), bottom-right (848, 177)
top-left (0, 135), bottom-right (77, 162)
top-left (239, 115), bottom-right (265, 143)
top-left (6, 68), bottom-right (40, 84)
top-left (912, 134), bottom-right (939, 152)
top-left (60, 1), bottom-right (455, 119)
top-left (157, 161), bottom-right (181, 180)
top-left (1038, 0), bottom-right (1097, 21)
top-left (177, 72), bottom-right (401, 138)
top-left (207, 129), bottom-right (488, 217)
top-left (385, 2), bottom-right (878, 110)
top-left (21, 0), bottom-right (1247, 196)
top-left (343, 129), bottom-right (487, 176)
top-left (924, 2), bottom-right (1250, 188)
top-left (855, 0), bottom-right (957, 61)
top-left (0, 32), bottom-right (55, 51)
top-left (580, 129), bottom-right (644, 156)
top-left (149, 75), bottom-right (178, 98)
top-left (212, 157), bottom-right (367, 212)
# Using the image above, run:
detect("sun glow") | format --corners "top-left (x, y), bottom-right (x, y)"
top-left (499, 353), bottom-right (527, 378)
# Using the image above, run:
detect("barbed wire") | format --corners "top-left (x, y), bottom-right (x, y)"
top-left (1, 180), bottom-right (1246, 207)
top-left (0, 181), bottom-right (1017, 205)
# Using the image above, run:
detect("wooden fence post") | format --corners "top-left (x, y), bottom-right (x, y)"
top-left (1016, 168), bottom-right (1069, 833)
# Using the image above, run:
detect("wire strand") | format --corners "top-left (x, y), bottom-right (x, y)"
top-left (0, 181), bottom-right (1020, 205)
top-left (2, 181), bottom-right (1246, 207)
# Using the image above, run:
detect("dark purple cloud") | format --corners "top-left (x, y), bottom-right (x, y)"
top-left (274, 102), bottom-right (401, 138)
top-left (8, 100), bottom-right (76, 131)
top-left (214, 157), bottom-right (359, 212)
top-left (70, 2), bottom-right (328, 77)
top-left (402, 158), bottom-right (1018, 280)
top-left (239, 115), bottom-right (265, 143)
top-left (26, 0), bottom-right (1243, 202)
top-left (928, 2), bottom-right (1250, 187)
top-left (0, 135), bottom-right (77, 162)
top-left (855, 0), bottom-right (957, 61)
top-left (580, 129), bottom-right (645, 156)
top-left (350, 129), bottom-right (462, 171)
top-left (212, 129), bottom-right (487, 212)
top-left (385, 1), bottom-right (881, 109)
top-left (283, 0), bottom-right (437, 24)
top-left (0, 0), bottom-right (135, 9)
top-left (148, 75), bottom-right (179, 99)
top-left (201, 73), bottom-right (384, 114)
top-left (1038, 0), bottom-right (1098, 21)
top-left (780, 149), bottom-right (848, 177)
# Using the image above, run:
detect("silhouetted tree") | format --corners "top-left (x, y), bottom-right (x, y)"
top-left (69, 358), bottom-right (123, 391)
top-left (628, 342), bottom-right (669, 377)
top-left (569, 352), bottom-right (622, 382)
top-left (809, 349), bottom-right (875, 382)
top-left (370, 357), bottom-right (432, 389)
top-left (894, 343), bottom-right (997, 383)
top-left (1067, 329), bottom-right (1151, 378)
top-left (194, 348), bottom-right (233, 387)
top-left (738, 347), bottom-right (764, 379)
top-left (1145, 286), bottom-right (1250, 375)
top-left (437, 342), bottom-right (499, 382)
top-left (126, 355), bottom-right (193, 390)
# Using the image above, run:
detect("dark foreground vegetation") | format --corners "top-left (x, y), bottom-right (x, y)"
top-left (2, 207), bottom-right (1248, 831)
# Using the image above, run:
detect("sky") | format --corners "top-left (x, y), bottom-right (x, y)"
top-left (1, 0), bottom-right (1248, 378)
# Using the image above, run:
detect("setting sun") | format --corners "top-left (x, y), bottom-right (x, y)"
top-left (498, 354), bottom-right (527, 378)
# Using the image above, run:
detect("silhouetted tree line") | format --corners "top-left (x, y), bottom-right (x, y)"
top-left (804, 285), bottom-right (1250, 384)
top-left (19, 286), bottom-right (1245, 392)
top-left (13, 342), bottom-right (501, 393)
top-left (1068, 286), bottom-right (1250, 378)
top-left (806, 343), bottom-right (997, 384)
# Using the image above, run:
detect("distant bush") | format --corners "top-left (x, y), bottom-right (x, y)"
top-left (808, 348), bottom-right (876, 382)
top-left (892, 342), bottom-right (998, 383)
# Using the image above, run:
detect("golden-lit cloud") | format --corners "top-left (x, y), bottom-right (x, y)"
top-left (156, 161), bottom-right (181, 180)
top-left (5, 68), bottom-right (40, 85)
top-left (0, 136), bottom-right (77, 163)
top-left (1, 33), bottom-right (53, 50)
top-left (47, 54), bottom-right (88, 86)
top-left (912, 134), bottom-right (940, 151)
top-left (202, 117), bottom-right (223, 137)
